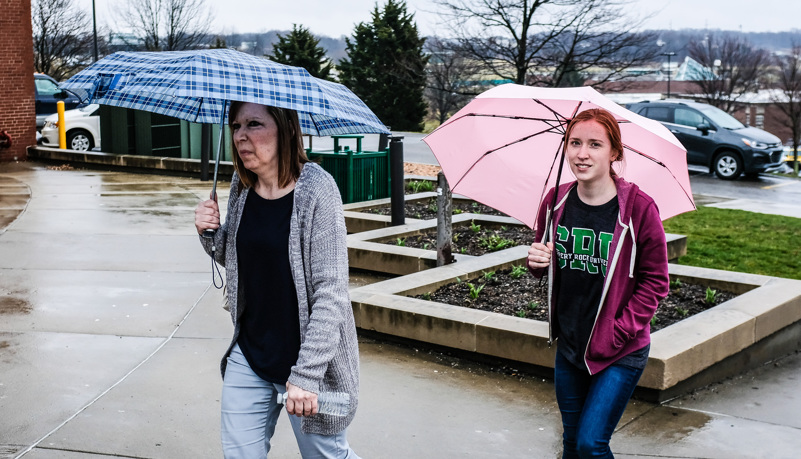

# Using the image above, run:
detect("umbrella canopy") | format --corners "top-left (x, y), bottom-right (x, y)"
top-left (61, 49), bottom-right (389, 136)
top-left (423, 84), bottom-right (695, 228)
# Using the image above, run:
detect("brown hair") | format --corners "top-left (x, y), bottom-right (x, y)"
top-left (564, 108), bottom-right (624, 176)
top-left (228, 101), bottom-right (309, 191)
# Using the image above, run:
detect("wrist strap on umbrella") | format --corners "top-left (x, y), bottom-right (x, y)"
top-left (210, 244), bottom-right (223, 289)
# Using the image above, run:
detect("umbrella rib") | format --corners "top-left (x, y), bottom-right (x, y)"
top-left (623, 144), bottom-right (696, 212)
top-left (452, 112), bottom-right (572, 125)
top-left (450, 124), bottom-right (565, 190)
top-left (623, 144), bottom-right (667, 167)
top-left (532, 99), bottom-right (574, 131)
top-left (533, 97), bottom-right (582, 239)
top-left (449, 100), bottom-right (578, 192)
top-left (308, 114), bottom-right (322, 136)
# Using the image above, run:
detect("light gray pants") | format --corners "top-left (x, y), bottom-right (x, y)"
top-left (221, 343), bottom-right (359, 459)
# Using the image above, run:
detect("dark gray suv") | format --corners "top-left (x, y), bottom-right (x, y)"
top-left (626, 100), bottom-right (783, 179)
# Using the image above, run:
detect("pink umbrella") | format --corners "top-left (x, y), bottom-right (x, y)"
top-left (423, 84), bottom-right (695, 229)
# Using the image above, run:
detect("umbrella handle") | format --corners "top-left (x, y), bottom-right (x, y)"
top-left (203, 100), bottom-right (229, 240)
top-left (201, 101), bottom-right (229, 291)
top-left (543, 146), bottom-right (566, 246)
top-left (209, 100), bottom-right (228, 208)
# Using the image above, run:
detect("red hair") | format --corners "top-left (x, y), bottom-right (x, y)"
top-left (564, 108), bottom-right (624, 175)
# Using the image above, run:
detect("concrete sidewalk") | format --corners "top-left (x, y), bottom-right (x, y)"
top-left (1, 161), bottom-right (799, 458)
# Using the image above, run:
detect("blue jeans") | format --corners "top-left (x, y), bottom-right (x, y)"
top-left (554, 351), bottom-right (643, 459)
top-left (221, 343), bottom-right (360, 459)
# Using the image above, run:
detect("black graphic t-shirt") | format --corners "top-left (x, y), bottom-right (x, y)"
top-left (554, 187), bottom-right (618, 370)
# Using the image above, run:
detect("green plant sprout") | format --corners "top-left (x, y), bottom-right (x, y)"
top-left (469, 220), bottom-right (482, 233)
top-left (482, 270), bottom-right (496, 281)
top-left (528, 301), bottom-right (539, 310)
top-left (705, 287), bottom-right (718, 304)
top-left (676, 306), bottom-right (689, 317)
top-left (516, 310), bottom-right (527, 318)
top-left (670, 278), bottom-right (682, 288)
top-left (421, 292), bottom-right (431, 301)
top-left (466, 282), bottom-right (484, 300)
top-left (396, 237), bottom-right (406, 246)
top-left (510, 265), bottom-right (527, 279)
top-left (407, 180), bottom-right (434, 193)
top-left (479, 234), bottom-right (515, 252)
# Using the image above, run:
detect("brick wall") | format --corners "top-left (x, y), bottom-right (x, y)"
top-left (0, 0), bottom-right (36, 162)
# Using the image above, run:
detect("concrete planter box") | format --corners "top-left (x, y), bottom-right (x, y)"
top-left (347, 213), bottom-right (687, 276)
top-left (347, 213), bottom-right (524, 275)
top-left (350, 246), bottom-right (801, 401)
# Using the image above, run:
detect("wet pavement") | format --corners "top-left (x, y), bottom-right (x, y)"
top-left (1, 160), bottom-right (800, 458)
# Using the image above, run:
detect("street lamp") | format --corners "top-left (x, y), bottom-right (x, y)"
top-left (92, 0), bottom-right (99, 62)
top-left (663, 51), bottom-right (676, 98)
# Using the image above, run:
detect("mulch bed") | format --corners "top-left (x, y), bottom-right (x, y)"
top-left (364, 189), bottom-right (738, 331)
top-left (395, 222), bottom-right (533, 256)
top-left (413, 268), bottom-right (736, 332)
top-left (362, 196), bottom-right (510, 221)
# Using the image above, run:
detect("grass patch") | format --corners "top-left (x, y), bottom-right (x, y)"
top-left (663, 206), bottom-right (801, 280)
top-left (422, 120), bottom-right (440, 134)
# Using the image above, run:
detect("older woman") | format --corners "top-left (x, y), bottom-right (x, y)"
top-left (195, 101), bottom-right (360, 458)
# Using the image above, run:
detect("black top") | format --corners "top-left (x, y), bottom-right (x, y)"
top-left (554, 187), bottom-right (618, 371)
top-left (236, 189), bottom-right (300, 384)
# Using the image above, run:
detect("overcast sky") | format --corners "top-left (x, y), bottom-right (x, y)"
top-left (80, 0), bottom-right (798, 38)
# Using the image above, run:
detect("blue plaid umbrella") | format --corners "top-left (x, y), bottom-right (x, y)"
top-left (62, 48), bottom-right (390, 225)
top-left (63, 49), bottom-right (389, 249)
top-left (61, 48), bottom-right (389, 136)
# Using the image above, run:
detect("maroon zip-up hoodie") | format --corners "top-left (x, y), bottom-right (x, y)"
top-left (530, 176), bottom-right (669, 374)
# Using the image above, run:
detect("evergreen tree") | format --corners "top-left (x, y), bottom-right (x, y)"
top-left (210, 36), bottom-right (227, 49)
top-left (338, 0), bottom-right (428, 131)
top-left (268, 24), bottom-right (333, 80)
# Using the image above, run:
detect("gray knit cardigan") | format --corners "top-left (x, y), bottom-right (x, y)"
top-left (199, 162), bottom-right (360, 435)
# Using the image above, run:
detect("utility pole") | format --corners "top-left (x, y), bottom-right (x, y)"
top-left (92, 0), bottom-right (99, 62)
top-left (663, 51), bottom-right (676, 98)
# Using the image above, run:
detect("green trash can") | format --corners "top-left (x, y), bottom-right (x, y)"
top-left (308, 149), bottom-right (391, 204)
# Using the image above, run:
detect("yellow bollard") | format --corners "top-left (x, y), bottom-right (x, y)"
top-left (57, 101), bottom-right (66, 149)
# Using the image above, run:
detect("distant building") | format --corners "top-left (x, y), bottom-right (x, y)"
top-left (108, 33), bottom-right (144, 52)
top-left (238, 41), bottom-right (257, 52)
top-left (673, 57), bottom-right (717, 81)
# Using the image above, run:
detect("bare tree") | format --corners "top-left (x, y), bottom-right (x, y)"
top-left (433, 0), bottom-right (655, 87)
top-left (773, 44), bottom-right (801, 174)
top-left (32, 0), bottom-right (93, 80)
top-left (434, 0), bottom-right (565, 85)
top-left (424, 37), bottom-right (481, 125)
top-left (688, 33), bottom-right (771, 113)
top-left (117, 0), bottom-right (212, 51)
top-left (538, 0), bottom-right (659, 88)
